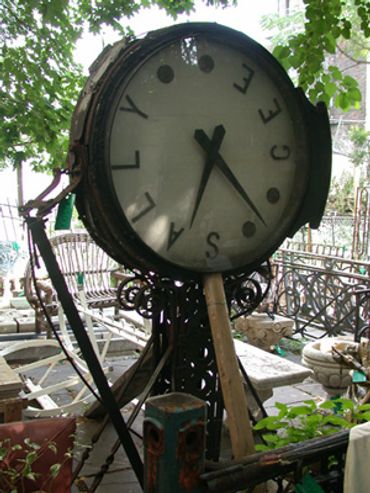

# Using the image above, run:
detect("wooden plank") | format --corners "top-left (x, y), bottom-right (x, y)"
top-left (23, 378), bottom-right (59, 411)
top-left (203, 273), bottom-right (256, 459)
top-left (0, 356), bottom-right (24, 396)
top-left (2, 398), bottom-right (24, 423)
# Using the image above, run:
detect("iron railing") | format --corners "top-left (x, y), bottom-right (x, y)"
top-left (271, 248), bottom-right (370, 338)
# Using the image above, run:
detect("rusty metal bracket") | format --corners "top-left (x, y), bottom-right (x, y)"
top-left (18, 161), bottom-right (84, 220)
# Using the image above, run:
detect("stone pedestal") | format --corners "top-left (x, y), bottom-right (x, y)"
top-left (301, 337), bottom-right (356, 396)
top-left (235, 313), bottom-right (294, 351)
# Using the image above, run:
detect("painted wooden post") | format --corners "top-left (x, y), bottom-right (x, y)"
top-left (144, 393), bottom-right (206, 493)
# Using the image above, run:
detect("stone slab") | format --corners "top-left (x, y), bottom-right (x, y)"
top-left (234, 339), bottom-right (313, 391)
top-left (294, 381), bottom-right (329, 400)
top-left (10, 297), bottom-right (32, 309)
top-left (0, 307), bottom-right (36, 333)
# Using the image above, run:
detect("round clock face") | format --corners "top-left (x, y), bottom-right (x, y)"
top-left (106, 32), bottom-right (308, 274)
top-left (71, 23), bottom-right (325, 279)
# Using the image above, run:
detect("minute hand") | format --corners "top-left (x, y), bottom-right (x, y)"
top-left (194, 130), bottom-right (266, 227)
top-left (191, 125), bottom-right (226, 228)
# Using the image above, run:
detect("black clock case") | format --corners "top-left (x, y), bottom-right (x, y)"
top-left (68, 22), bottom-right (331, 281)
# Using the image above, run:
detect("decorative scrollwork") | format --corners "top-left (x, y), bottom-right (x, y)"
top-left (226, 261), bottom-right (272, 320)
top-left (117, 263), bottom-right (271, 323)
top-left (117, 271), bottom-right (174, 319)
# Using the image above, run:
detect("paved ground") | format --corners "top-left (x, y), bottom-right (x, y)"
top-left (0, 297), bottom-right (332, 492)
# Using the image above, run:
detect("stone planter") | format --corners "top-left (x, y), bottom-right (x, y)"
top-left (301, 337), bottom-right (356, 396)
top-left (234, 313), bottom-right (294, 351)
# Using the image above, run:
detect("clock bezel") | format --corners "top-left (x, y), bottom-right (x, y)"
top-left (71, 22), bottom-right (328, 281)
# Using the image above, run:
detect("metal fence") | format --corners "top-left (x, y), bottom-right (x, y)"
top-left (288, 215), bottom-right (355, 257)
top-left (271, 248), bottom-right (370, 338)
top-left (289, 212), bottom-right (370, 262)
top-left (0, 199), bottom-right (24, 244)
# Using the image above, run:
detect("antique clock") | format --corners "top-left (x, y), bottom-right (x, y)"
top-left (69, 22), bottom-right (331, 280)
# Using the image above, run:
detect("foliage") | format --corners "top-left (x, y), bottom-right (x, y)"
top-left (0, 437), bottom-right (71, 493)
top-left (348, 126), bottom-right (370, 170)
top-left (326, 171), bottom-right (357, 214)
top-left (261, 0), bottom-right (369, 110)
top-left (322, 125), bottom-right (369, 217)
top-left (254, 398), bottom-right (370, 452)
top-left (0, 0), bottom-right (84, 172)
top-left (1, 0), bottom-right (368, 175)
top-left (0, 0), bottom-right (235, 174)
top-left (278, 336), bottom-right (307, 354)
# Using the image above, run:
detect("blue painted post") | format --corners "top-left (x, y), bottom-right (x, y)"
top-left (144, 392), bottom-right (207, 493)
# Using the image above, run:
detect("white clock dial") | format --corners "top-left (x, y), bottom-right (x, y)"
top-left (109, 37), bottom-right (304, 272)
top-left (70, 23), bottom-right (331, 278)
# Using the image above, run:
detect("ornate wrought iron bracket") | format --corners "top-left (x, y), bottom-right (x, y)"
top-left (115, 264), bottom-right (271, 459)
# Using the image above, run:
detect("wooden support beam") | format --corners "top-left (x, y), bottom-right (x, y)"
top-left (203, 273), bottom-right (256, 459)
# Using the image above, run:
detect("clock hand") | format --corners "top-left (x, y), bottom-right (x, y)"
top-left (190, 124), bottom-right (226, 227)
top-left (195, 130), bottom-right (266, 227)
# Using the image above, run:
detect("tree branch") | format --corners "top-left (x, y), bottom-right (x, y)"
top-left (337, 44), bottom-right (370, 66)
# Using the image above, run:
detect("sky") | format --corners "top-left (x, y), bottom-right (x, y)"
top-left (75, 1), bottom-right (275, 72)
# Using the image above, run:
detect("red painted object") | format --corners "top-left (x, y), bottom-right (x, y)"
top-left (0, 417), bottom-right (75, 492)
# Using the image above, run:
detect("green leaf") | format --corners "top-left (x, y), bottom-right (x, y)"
top-left (24, 438), bottom-right (40, 450)
top-left (322, 415), bottom-right (352, 427)
top-left (357, 404), bottom-right (370, 412)
top-left (321, 74), bottom-right (331, 84)
top-left (325, 33), bottom-right (337, 53)
top-left (50, 463), bottom-right (62, 478)
top-left (335, 398), bottom-right (355, 411)
top-left (25, 450), bottom-right (38, 464)
top-left (307, 56), bottom-right (323, 73)
top-left (348, 87), bottom-right (362, 102)
top-left (255, 443), bottom-right (271, 452)
top-left (273, 45), bottom-right (291, 60)
top-left (254, 416), bottom-right (280, 431)
top-left (335, 92), bottom-right (351, 111)
top-left (262, 433), bottom-right (280, 443)
top-left (23, 461), bottom-right (32, 477)
top-left (319, 400), bottom-right (336, 410)
top-left (289, 54), bottom-right (303, 69)
top-left (306, 414), bottom-right (323, 426)
top-left (324, 81), bottom-right (337, 97)
top-left (275, 402), bottom-right (288, 416)
top-left (289, 405), bottom-right (312, 417)
top-left (342, 75), bottom-right (357, 88)
top-left (25, 472), bottom-right (38, 481)
top-left (0, 447), bottom-right (8, 461)
top-left (357, 411), bottom-right (370, 421)
top-left (48, 443), bottom-right (58, 454)
top-left (303, 400), bottom-right (318, 410)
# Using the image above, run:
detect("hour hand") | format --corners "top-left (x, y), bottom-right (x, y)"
top-left (195, 130), bottom-right (266, 227)
top-left (190, 124), bottom-right (226, 227)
